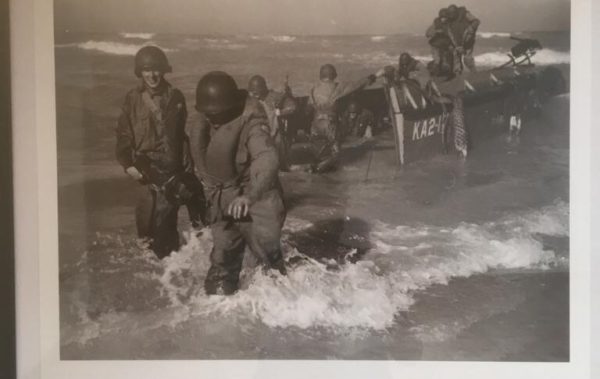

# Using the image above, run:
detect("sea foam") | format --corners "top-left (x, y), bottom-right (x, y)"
top-left (120, 32), bottom-right (155, 40)
top-left (61, 201), bottom-right (568, 346)
top-left (475, 49), bottom-right (570, 66)
top-left (478, 32), bottom-right (512, 39)
top-left (56, 40), bottom-right (175, 56)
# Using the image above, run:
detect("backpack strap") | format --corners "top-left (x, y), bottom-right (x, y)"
top-left (141, 91), bottom-right (165, 133)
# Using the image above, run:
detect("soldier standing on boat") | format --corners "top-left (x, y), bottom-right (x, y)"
top-left (427, 5), bottom-right (480, 75)
top-left (189, 71), bottom-right (286, 295)
top-left (115, 46), bottom-right (205, 259)
top-left (247, 75), bottom-right (297, 171)
top-left (307, 64), bottom-right (383, 173)
top-left (445, 4), bottom-right (480, 73)
top-left (426, 8), bottom-right (452, 75)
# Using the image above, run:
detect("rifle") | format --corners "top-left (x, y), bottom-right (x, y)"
top-left (133, 154), bottom-right (207, 224)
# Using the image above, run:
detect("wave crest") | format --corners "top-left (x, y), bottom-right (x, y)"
top-left (120, 32), bottom-right (155, 40)
top-left (56, 40), bottom-right (175, 56)
top-left (478, 32), bottom-right (511, 39)
top-left (272, 35), bottom-right (296, 43)
top-left (475, 49), bottom-right (570, 66)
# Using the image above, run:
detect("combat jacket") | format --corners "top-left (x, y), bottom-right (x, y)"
top-left (308, 76), bottom-right (373, 118)
top-left (260, 90), bottom-right (297, 136)
top-left (446, 9), bottom-right (480, 49)
top-left (115, 81), bottom-right (189, 181)
top-left (340, 108), bottom-right (375, 138)
top-left (190, 97), bottom-right (280, 222)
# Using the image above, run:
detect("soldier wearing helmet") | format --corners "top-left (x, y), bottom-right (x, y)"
top-left (307, 64), bottom-right (383, 173)
top-left (115, 46), bottom-right (206, 259)
top-left (340, 100), bottom-right (375, 140)
top-left (441, 4), bottom-right (480, 74)
top-left (426, 8), bottom-right (454, 75)
top-left (247, 75), bottom-right (297, 171)
top-left (189, 71), bottom-right (286, 295)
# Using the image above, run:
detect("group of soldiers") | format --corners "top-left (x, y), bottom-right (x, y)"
top-left (115, 4), bottom-right (478, 296)
top-left (115, 46), bottom-right (383, 295)
top-left (426, 4), bottom-right (480, 76)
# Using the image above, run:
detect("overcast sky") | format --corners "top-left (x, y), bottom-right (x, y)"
top-left (54, 0), bottom-right (570, 35)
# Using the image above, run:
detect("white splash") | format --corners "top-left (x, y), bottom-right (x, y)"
top-left (478, 32), bottom-right (512, 39)
top-left (475, 49), bottom-right (570, 66)
top-left (61, 201), bottom-right (569, 346)
top-left (184, 200), bottom-right (567, 330)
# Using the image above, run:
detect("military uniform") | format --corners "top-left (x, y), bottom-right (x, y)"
top-left (116, 82), bottom-right (204, 258)
top-left (340, 107), bottom-right (375, 139)
top-left (258, 90), bottom-right (297, 170)
top-left (190, 96), bottom-right (285, 295)
top-left (426, 17), bottom-right (452, 73)
top-left (308, 76), bottom-right (374, 172)
top-left (445, 8), bottom-right (480, 73)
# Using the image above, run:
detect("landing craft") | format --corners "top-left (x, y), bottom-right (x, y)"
top-left (288, 37), bottom-right (567, 166)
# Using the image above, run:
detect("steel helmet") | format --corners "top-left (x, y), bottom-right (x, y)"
top-left (195, 71), bottom-right (245, 115)
top-left (134, 46), bottom-right (172, 77)
top-left (248, 75), bottom-right (269, 99)
top-left (446, 4), bottom-right (458, 19)
top-left (319, 64), bottom-right (337, 81)
top-left (399, 52), bottom-right (413, 67)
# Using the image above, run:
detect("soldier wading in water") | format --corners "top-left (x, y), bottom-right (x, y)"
top-left (115, 46), bottom-right (205, 259)
top-left (190, 71), bottom-right (286, 295)
top-left (307, 64), bottom-right (384, 173)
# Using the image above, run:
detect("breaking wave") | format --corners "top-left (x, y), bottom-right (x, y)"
top-left (201, 38), bottom-right (247, 50)
top-left (61, 200), bottom-right (568, 345)
top-left (478, 32), bottom-right (512, 39)
top-left (371, 36), bottom-right (387, 42)
top-left (120, 32), bottom-right (155, 40)
top-left (56, 40), bottom-right (175, 56)
top-left (272, 35), bottom-right (296, 42)
top-left (475, 49), bottom-right (570, 66)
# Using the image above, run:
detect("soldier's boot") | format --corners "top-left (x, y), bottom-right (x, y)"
top-left (204, 222), bottom-right (246, 295)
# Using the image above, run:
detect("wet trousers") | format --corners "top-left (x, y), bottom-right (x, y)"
top-left (310, 117), bottom-right (340, 173)
top-left (273, 124), bottom-right (291, 171)
top-left (204, 190), bottom-right (286, 295)
top-left (136, 187), bottom-right (179, 259)
top-left (136, 185), bottom-right (205, 259)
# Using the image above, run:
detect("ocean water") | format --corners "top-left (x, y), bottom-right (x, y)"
top-left (55, 30), bottom-right (570, 360)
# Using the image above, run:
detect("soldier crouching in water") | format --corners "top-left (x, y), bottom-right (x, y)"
top-left (189, 71), bottom-right (286, 295)
top-left (307, 64), bottom-right (384, 173)
top-left (247, 75), bottom-right (297, 171)
top-left (115, 46), bottom-right (206, 259)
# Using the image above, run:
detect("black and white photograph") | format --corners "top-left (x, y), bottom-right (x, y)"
top-left (51, 0), bottom-right (572, 362)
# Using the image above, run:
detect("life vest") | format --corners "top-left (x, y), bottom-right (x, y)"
top-left (199, 97), bottom-right (268, 186)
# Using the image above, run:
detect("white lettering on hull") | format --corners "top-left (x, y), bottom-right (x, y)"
top-left (410, 113), bottom-right (450, 141)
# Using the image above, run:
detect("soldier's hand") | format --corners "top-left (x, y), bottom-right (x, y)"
top-left (228, 195), bottom-right (251, 219)
top-left (125, 166), bottom-right (144, 181)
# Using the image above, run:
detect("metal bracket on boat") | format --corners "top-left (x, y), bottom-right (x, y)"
top-left (464, 79), bottom-right (476, 93)
top-left (490, 73), bottom-right (503, 86)
top-left (401, 83), bottom-right (419, 110)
